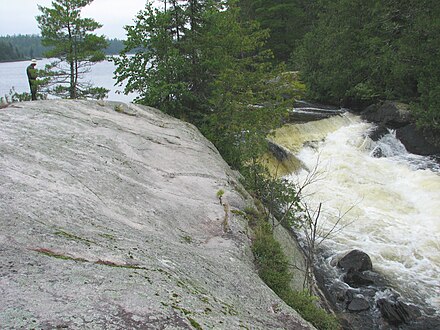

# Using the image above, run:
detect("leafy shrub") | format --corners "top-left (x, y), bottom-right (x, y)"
top-left (251, 219), bottom-right (340, 330)
top-left (252, 222), bottom-right (292, 296)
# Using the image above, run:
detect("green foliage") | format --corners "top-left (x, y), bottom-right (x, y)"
top-left (241, 162), bottom-right (301, 229)
top-left (114, 2), bottom-right (192, 118)
top-left (36, 0), bottom-right (109, 99)
top-left (116, 1), bottom-right (292, 169)
top-left (104, 38), bottom-right (126, 55)
top-left (1, 87), bottom-right (46, 104)
top-left (238, 0), bottom-right (319, 64)
top-left (295, 0), bottom-right (440, 134)
top-left (281, 290), bottom-right (340, 330)
top-left (0, 34), bottom-right (130, 62)
top-left (295, 0), bottom-right (389, 106)
top-left (252, 221), bottom-right (292, 295)
top-left (216, 189), bottom-right (225, 204)
top-left (0, 39), bottom-right (24, 61)
top-left (0, 35), bottom-right (51, 60)
top-left (251, 217), bottom-right (339, 330)
top-left (404, 2), bottom-right (440, 137)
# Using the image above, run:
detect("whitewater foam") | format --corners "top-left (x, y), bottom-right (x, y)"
top-left (278, 115), bottom-right (440, 312)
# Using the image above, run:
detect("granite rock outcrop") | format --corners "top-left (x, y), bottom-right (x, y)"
top-left (0, 100), bottom-right (313, 329)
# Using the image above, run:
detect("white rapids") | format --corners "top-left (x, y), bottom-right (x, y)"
top-left (276, 113), bottom-right (440, 312)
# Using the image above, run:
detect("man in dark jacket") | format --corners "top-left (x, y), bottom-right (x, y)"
top-left (26, 59), bottom-right (38, 100)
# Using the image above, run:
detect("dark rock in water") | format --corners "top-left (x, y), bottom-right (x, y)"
top-left (344, 270), bottom-right (376, 288)
top-left (368, 125), bottom-right (393, 158)
top-left (377, 298), bottom-right (422, 325)
top-left (329, 281), bottom-right (350, 303)
top-left (371, 146), bottom-right (385, 158)
top-left (368, 124), bottom-right (389, 141)
top-left (288, 109), bottom-right (342, 122)
top-left (336, 250), bottom-right (373, 272)
top-left (322, 249), bottom-right (438, 330)
top-left (361, 101), bottom-right (412, 128)
top-left (396, 124), bottom-right (440, 156)
top-left (347, 296), bottom-right (370, 312)
top-left (362, 101), bottom-right (440, 156)
top-left (267, 140), bottom-right (291, 161)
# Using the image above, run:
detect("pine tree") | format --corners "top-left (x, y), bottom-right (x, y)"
top-left (240, 0), bottom-right (318, 64)
top-left (115, 0), bottom-right (291, 168)
top-left (36, 0), bottom-right (109, 99)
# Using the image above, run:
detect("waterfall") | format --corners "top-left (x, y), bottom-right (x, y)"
top-left (271, 113), bottom-right (440, 313)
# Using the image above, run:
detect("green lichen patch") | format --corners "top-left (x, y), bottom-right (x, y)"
top-left (32, 248), bottom-right (87, 262)
top-left (55, 230), bottom-right (94, 246)
top-left (187, 317), bottom-right (203, 330)
top-left (98, 232), bottom-right (116, 240)
top-left (181, 235), bottom-right (193, 244)
top-left (95, 259), bottom-right (145, 270)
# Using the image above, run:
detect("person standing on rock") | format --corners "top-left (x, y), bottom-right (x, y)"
top-left (26, 59), bottom-right (38, 101)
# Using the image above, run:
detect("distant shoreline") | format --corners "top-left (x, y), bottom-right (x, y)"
top-left (0, 58), bottom-right (43, 64)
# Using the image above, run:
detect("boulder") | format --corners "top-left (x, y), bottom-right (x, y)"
top-left (0, 100), bottom-right (313, 329)
top-left (344, 270), bottom-right (376, 288)
top-left (377, 298), bottom-right (422, 325)
top-left (268, 139), bottom-right (292, 161)
top-left (361, 101), bottom-right (412, 128)
top-left (396, 124), bottom-right (440, 155)
top-left (362, 101), bottom-right (440, 156)
top-left (335, 249), bottom-right (373, 272)
top-left (368, 124), bottom-right (389, 142)
top-left (347, 296), bottom-right (370, 312)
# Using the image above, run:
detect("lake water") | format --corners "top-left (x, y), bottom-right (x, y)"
top-left (0, 58), bottom-right (137, 103)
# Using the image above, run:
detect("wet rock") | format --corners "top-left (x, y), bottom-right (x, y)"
top-left (361, 101), bottom-right (440, 156)
top-left (368, 124), bottom-right (389, 141)
top-left (335, 250), bottom-right (373, 272)
top-left (288, 102), bottom-right (346, 123)
top-left (267, 140), bottom-right (291, 161)
top-left (344, 270), bottom-right (378, 288)
top-left (377, 298), bottom-right (422, 325)
top-left (347, 296), bottom-right (370, 312)
top-left (396, 124), bottom-right (440, 156)
top-left (329, 281), bottom-right (350, 303)
top-left (371, 146), bottom-right (385, 158)
top-left (361, 101), bottom-right (412, 128)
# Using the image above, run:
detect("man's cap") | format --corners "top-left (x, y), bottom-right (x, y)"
top-left (31, 59), bottom-right (37, 64)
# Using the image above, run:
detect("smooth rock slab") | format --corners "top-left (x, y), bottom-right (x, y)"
top-left (0, 100), bottom-right (313, 329)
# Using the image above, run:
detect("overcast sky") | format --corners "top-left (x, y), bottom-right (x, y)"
top-left (0, 0), bottom-right (160, 39)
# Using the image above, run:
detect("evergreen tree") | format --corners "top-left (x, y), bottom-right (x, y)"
top-left (296, 0), bottom-right (400, 106)
top-left (239, 0), bottom-right (318, 64)
top-left (115, 0), bottom-right (220, 120)
top-left (402, 0), bottom-right (440, 138)
top-left (115, 0), bottom-right (290, 167)
top-left (36, 0), bottom-right (109, 99)
top-left (115, 1), bottom-right (190, 117)
top-left (295, 0), bottom-right (439, 139)
top-left (0, 41), bottom-right (22, 61)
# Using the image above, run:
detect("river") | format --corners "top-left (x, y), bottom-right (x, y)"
top-left (0, 58), bottom-right (137, 103)
top-left (271, 111), bottom-right (440, 315)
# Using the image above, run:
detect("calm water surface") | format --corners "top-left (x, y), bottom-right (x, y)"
top-left (0, 58), bottom-right (136, 103)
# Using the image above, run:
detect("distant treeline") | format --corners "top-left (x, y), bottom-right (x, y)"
top-left (0, 34), bottom-right (126, 62)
